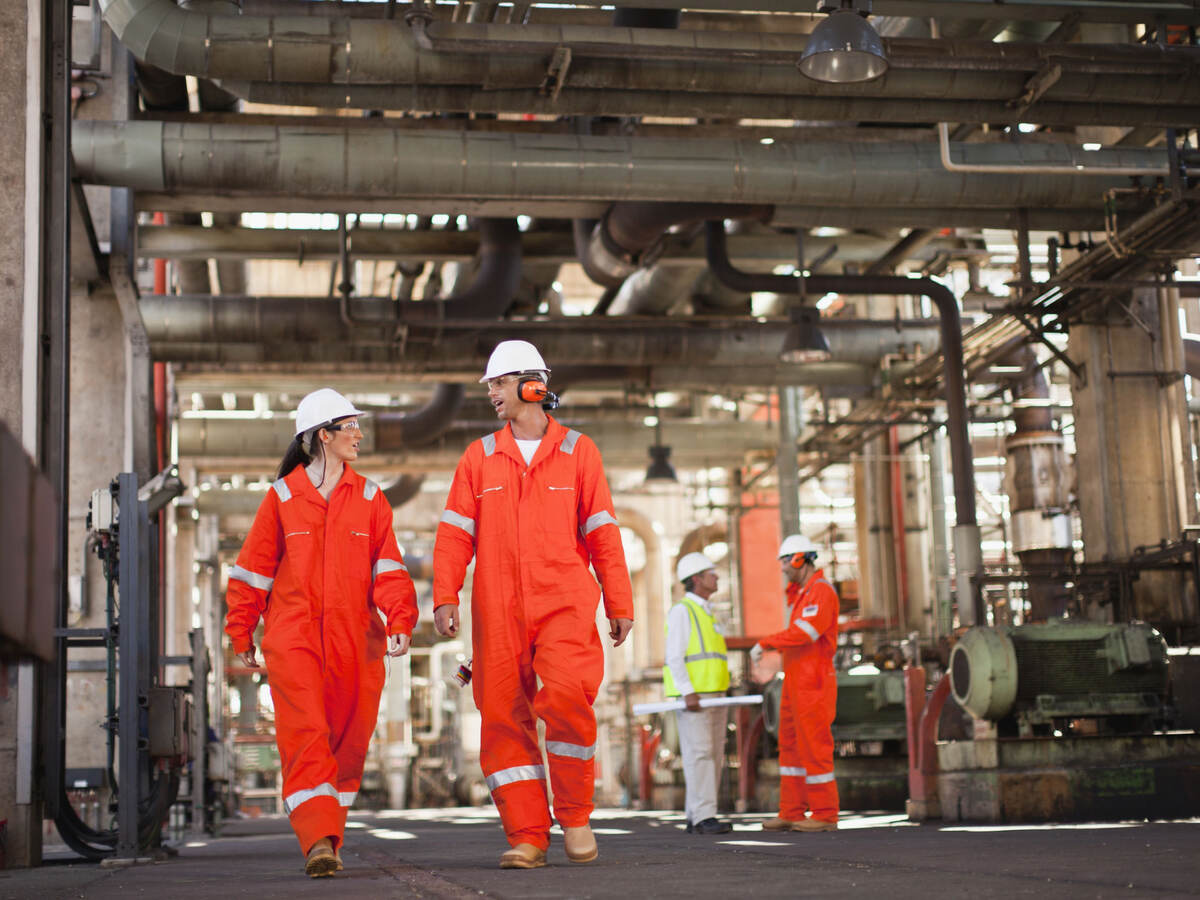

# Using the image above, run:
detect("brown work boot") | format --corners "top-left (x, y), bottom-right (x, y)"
top-left (304, 838), bottom-right (338, 878)
top-left (334, 849), bottom-right (343, 871)
top-left (761, 816), bottom-right (797, 831)
top-left (792, 819), bottom-right (838, 832)
top-left (499, 843), bottom-right (547, 869)
top-left (563, 824), bottom-right (599, 863)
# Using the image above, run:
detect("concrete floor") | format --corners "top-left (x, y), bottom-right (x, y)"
top-left (10, 808), bottom-right (1200, 899)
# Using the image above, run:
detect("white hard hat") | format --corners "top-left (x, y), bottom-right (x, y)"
top-left (294, 388), bottom-right (365, 437)
top-left (479, 340), bottom-right (550, 383)
top-left (676, 552), bottom-right (717, 583)
top-left (778, 534), bottom-right (818, 559)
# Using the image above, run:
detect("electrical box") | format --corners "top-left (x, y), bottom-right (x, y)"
top-left (148, 687), bottom-right (192, 760)
top-left (88, 487), bottom-right (116, 534)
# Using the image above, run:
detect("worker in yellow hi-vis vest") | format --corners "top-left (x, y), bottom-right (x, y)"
top-left (664, 552), bottom-right (732, 835)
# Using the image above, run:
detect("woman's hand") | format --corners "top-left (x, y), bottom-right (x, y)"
top-left (387, 633), bottom-right (411, 657)
top-left (238, 648), bottom-right (260, 668)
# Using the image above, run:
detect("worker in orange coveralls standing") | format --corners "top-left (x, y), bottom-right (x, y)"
top-left (433, 340), bottom-right (634, 870)
top-left (225, 388), bottom-right (418, 877)
top-left (751, 534), bottom-right (840, 832)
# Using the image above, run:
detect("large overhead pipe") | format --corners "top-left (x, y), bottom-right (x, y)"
top-left (577, 202), bottom-right (770, 288)
top-left (705, 220), bottom-right (985, 626)
top-left (73, 121), bottom-right (1169, 209)
top-left (139, 302), bottom-right (941, 365)
top-left (220, 81), bottom-right (1200, 128)
top-left (97, 0), bottom-right (1200, 105)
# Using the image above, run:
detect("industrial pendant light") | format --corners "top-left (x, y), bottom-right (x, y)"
top-left (799, 0), bottom-right (888, 84)
top-left (779, 305), bottom-right (831, 363)
top-left (644, 404), bottom-right (678, 483)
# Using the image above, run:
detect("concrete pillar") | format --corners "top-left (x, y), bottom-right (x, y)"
top-left (0, 0), bottom-right (38, 865)
top-left (1069, 288), bottom-right (1198, 629)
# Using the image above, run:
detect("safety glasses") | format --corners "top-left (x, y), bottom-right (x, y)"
top-left (326, 420), bottom-right (362, 435)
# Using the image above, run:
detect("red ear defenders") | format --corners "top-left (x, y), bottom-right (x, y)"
top-left (517, 374), bottom-right (548, 403)
top-left (785, 552), bottom-right (817, 569)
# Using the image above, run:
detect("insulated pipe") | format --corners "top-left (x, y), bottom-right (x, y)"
top-left (705, 221), bottom-right (985, 625)
top-left (580, 202), bottom-right (771, 288)
top-left (97, 0), bottom-right (1200, 101)
top-left (139, 303), bottom-right (942, 366)
top-left (73, 121), bottom-right (1167, 209)
top-left (220, 81), bottom-right (1200, 128)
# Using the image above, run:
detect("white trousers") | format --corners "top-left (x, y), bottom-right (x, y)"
top-left (674, 693), bottom-right (728, 825)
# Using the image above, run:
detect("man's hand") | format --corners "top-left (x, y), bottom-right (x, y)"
top-left (683, 692), bottom-right (701, 712)
top-left (609, 617), bottom-right (633, 647)
top-left (238, 648), bottom-right (260, 668)
top-left (750, 642), bottom-right (764, 663)
top-left (434, 604), bottom-right (460, 637)
top-left (387, 634), bottom-right (411, 657)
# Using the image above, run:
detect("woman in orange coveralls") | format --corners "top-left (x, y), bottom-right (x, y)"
top-left (751, 534), bottom-right (840, 832)
top-left (225, 388), bottom-right (417, 877)
top-left (433, 340), bottom-right (634, 870)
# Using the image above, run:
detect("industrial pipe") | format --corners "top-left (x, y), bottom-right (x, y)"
top-left (73, 121), bottom-right (1167, 210)
top-left (139, 299), bottom-right (941, 364)
top-left (220, 81), bottom-right (1200, 128)
top-left (97, 0), bottom-right (1200, 104)
top-left (705, 221), bottom-right (984, 625)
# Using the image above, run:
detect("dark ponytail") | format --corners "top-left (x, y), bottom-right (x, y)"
top-left (276, 435), bottom-right (312, 480)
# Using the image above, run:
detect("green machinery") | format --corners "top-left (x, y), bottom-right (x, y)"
top-left (949, 622), bottom-right (1170, 734)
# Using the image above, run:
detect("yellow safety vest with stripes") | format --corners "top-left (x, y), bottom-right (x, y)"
top-left (663, 595), bottom-right (730, 697)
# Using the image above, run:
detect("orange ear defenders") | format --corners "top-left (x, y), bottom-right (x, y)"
top-left (517, 374), bottom-right (548, 403)
top-left (786, 552), bottom-right (817, 569)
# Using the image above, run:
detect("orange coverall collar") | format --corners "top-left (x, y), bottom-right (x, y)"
top-left (286, 461), bottom-right (361, 503)
top-left (493, 416), bottom-right (569, 470)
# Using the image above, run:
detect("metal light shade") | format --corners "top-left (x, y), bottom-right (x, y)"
top-left (780, 308), bottom-right (831, 363)
top-left (799, 9), bottom-right (889, 84)
top-left (645, 444), bottom-right (678, 482)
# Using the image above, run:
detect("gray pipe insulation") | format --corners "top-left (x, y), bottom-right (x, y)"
top-left (72, 121), bottom-right (1168, 209)
top-left (97, 0), bottom-right (1199, 106)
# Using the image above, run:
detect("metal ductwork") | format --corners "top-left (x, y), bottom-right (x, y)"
top-left (705, 219), bottom-right (985, 625)
top-left (72, 121), bottom-right (1172, 210)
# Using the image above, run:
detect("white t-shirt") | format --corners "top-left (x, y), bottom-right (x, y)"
top-left (516, 438), bottom-right (541, 465)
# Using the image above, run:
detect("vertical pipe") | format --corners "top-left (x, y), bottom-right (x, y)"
top-left (777, 386), bottom-right (803, 538)
top-left (927, 424), bottom-right (952, 639)
top-left (888, 426), bottom-right (911, 630)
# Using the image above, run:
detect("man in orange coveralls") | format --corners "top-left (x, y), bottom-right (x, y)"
top-left (751, 534), bottom-right (840, 832)
top-left (433, 340), bottom-right (634, 870)
top-left (225, 388), bottom-right (418, 875)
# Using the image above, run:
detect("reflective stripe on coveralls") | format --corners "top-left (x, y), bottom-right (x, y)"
top-left (433, 416), bottom-right (633, 851)
top-left (758, 571), bottom-right (839, 823)
top-left (663, 597), bottom-right (730, 698)
top-left (225, 463), bottom-right (418, 856)
top-left (230, 564), bottom-right (274, 592)
top-left (283, 783), bottom-right (358, 814)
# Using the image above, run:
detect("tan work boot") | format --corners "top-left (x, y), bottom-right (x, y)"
top-left (499, 843), bottom-right (547, 869)
top-left (761, 816), bottom-right (798, 831)
top-left (335, 849), bottom-right (344, 871)
top-left (792, 819), bottom-right (838, 832)
top-left (563, 824), bottom-right (599, 864)
top-left (304, 838), bottom-right (338, 878)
